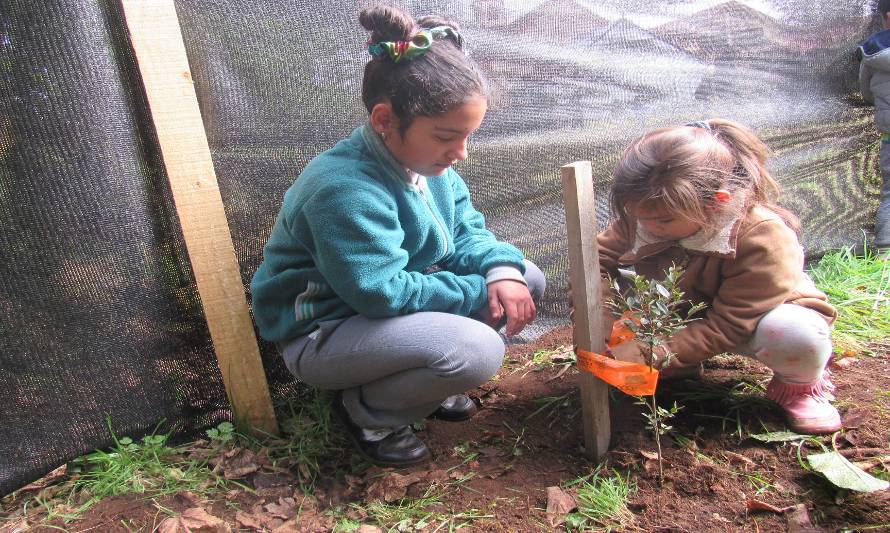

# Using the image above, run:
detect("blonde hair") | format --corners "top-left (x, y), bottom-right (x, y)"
top-left (610, 118), bottom-right (799, 233)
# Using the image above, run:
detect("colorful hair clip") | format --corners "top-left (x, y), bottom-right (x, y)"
top-left (367, 26), bottom-right (459, 63)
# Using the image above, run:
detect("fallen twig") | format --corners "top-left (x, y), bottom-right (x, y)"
top-left (853, 454), bottom-right (890, 471)
top-left (837, 447), bottom-right (887, 458)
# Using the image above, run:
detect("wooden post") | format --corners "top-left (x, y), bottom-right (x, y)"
top-left (561, 161), bottom-right (610, 459)
top-left (121, 0), bottom-right (278, 435)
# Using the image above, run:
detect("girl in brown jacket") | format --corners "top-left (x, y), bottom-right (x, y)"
top-left (598, 119), bottom-right (841, 434)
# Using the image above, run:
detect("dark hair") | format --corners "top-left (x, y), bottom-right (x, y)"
top-left (610, 118), bottom-right (800, 234)
top-left (359, 5), bottom-right (489, 135)
top-left (879, 0), bottom-right (890, 16)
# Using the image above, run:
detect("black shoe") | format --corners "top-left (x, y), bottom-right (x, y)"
top-left (332, 393), bottom-right (431, 467)
top-left (428, 394), bottom-right (478, 422)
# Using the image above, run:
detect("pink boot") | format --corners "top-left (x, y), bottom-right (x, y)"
top-left (766, 375), bottom-right (841, 434)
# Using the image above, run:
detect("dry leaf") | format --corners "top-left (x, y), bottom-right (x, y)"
top-left (356, 526), bottom-right (383, 533)
top-left (270, 519), bottom-right (300, 533)
top-left (158, 508), bottom-right (232, 533)
top-left (366, 473), bottom-right (422, 502)
top-left (157, 517), bottom-right (183, 533)
top-left (0, 519), bottom-right (30, 533)
top-left (424, 469), bottom-right (450, 482)
top-left (724, 451), bottom-right (756, 466)
top-left (479, 429), bottom-right (505, 442)
top-left (639, 450), bottom-right (659, 460)
top-left (831, 357), bottom-right (857, 369)
top-left (235, 511), bottom-right (264, 531)
top-left (746, 499), bottom-right (792, 514)
top-left (221, 449), bottom-right (261, 480)
top-left (787, 504), bottom-right (821, 533)
top-left (546, 486), bottom-right (577, 527)
top-left (174, 491), bottom-right (203, 507)
top-left (264, 497), bottom-right (298, 519)
top-left (15, 465), bottom-right (67, 494)
top-left (182, 508), bottom-right (232, 533)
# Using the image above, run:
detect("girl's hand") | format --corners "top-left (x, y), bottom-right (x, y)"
top-left (487, 280), bottom-right (536, 336)
top-left (608, 342), bottom-right (672, 369)
top-left (607, 341), bottom-right (646, 364)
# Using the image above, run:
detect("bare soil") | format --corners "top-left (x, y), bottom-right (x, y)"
top-left (7, 325), bottom-right (890, 532)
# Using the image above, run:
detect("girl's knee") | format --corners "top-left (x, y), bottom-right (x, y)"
top-left (441, 320), bottom-right (504, 385)
top-left (523, 260), bottom-right (547, 302)
top-left (753, 305), bottom-right (832, 375)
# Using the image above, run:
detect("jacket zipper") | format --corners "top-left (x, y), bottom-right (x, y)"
top-left (419, 187), bottom-right (450, 262)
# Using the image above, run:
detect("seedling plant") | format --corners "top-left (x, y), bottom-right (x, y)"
top-left (607, 265), bottom-right (706, 483)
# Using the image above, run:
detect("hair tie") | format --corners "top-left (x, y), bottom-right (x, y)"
top-left (685, 120), bottom-right (712, 131)
top-left (367, 26), bottom-right (459, 63)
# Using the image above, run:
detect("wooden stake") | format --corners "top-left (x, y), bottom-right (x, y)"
top-left (120, 0), bottom-right (278, 435)
top-left (561, 161), bottom-right (610, 459)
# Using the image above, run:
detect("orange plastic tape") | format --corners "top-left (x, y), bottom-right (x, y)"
top-left (576, 349), bottom-right (659, 396)
top-left (608, 311), bottom-right (639, 347)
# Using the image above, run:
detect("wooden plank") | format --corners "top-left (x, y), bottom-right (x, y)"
top-left (120, 0), bottom-right (278, 435)
top-left (561, 161), bottom-right (610, 459)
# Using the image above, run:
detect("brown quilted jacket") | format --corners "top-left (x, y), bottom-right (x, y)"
top-left (597, 205), bottom-right (837, 365)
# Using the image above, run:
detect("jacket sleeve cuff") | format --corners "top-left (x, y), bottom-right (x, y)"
top-left (485, 265), bottom-right (527, 286)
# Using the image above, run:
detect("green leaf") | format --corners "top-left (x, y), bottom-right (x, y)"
top-left (807, 451), bottom-right (890, 492)
top-left (749, 431), bottom-right (808, 443)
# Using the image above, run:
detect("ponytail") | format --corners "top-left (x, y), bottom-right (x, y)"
top-left (707, 119), bottom-right (800, 233)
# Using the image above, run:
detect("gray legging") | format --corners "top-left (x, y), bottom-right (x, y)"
top-left (733, 303), bottom-right (833, 385)
top-left (280, 260), bottom-right (546, 429)
top-left (877, 140), bottom-right (890, 248)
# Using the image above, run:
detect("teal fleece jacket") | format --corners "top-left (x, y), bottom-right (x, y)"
top-left (251, 124), bottom-right (526, 343)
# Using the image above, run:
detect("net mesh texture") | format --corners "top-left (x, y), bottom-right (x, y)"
top-left (0, 0), bottom-right (881, 495)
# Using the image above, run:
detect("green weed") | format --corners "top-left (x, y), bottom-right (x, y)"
top-left (563, 467), bottom-right (636, 532)
top-left (809, 245), bottom-right (890, 353)
top-left (673, 379), bottom-right (775, 438)
top-left (346, 483), bottom-right (491, 532)
top-left (65, 420), bottom-right (228, 516)
top-left (247, 389), bottom-right (343, 486)
top-left (524, 392), bottom-right (572, 425)
top-left (530, 345), bottom-right (576, 369)
top-left (451, 441), bottom-right (480, 463)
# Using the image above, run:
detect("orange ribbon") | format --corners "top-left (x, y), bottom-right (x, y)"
top-left (576, 349), bottom-right (659, 396)
top-left (575, 312), bottom-right (659, 396)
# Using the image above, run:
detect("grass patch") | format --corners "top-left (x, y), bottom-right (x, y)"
top-left (67, 430), bottom-right (227, 512)
top-left (809, 246), bottom-right (890, 354)
top-left (11, 419), bottom-right (234, 525)
top-left (563, 467), bottom-right (636, 532)
top-left (341, 482), bottom-right (491, 531)
top-left (508, 345), bottom-right (576, 378)
top-left (530, 345), bottom-right (576, 369)
top-left (671, 379), bottom-right (776, 438)
top-left (250, 388), bottom-right (344, 486)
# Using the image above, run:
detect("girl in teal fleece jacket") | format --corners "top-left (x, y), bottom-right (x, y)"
top-left (251, 5), bottom-right (546, 467)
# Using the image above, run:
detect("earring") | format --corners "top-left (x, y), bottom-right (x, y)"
top-left (380, 131), bottom-right (387, 140)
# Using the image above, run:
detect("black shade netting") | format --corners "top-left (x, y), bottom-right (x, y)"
top-left (1, 0), bottom-right (882, 495)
